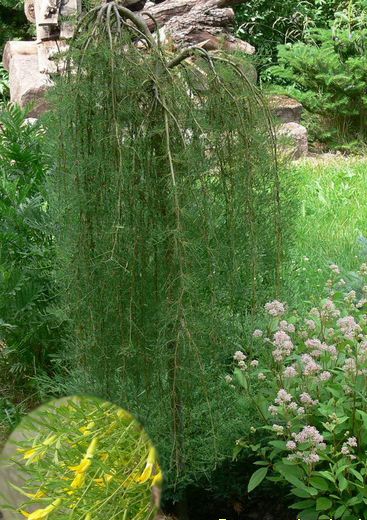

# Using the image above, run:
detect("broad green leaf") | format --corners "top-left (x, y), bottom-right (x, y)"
top-left (316, 497), bottom-right (332, 511)
top-left (334, 505), bottom-right (347, 519)
top-left (247, 467), bottom-right (268, 493)
top-left (298, 509), bottom-right (319, 520)
top-left (310, 476), bottom-right (329, 491)
top-left (289, 499), bottom-right (315, 509)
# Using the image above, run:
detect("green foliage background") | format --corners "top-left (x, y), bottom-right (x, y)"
top-left (0, 0), bottom-right (30, 52)
top-left (0, 105), bottom-right (61, 423)
top-left (234, 0), bottom-right (342, 74)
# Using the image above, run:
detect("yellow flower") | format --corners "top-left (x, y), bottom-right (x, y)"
top-left (68, 436), bottom-right (98, 474)
top-left (85, 514), bottom-right (92, 520)
top-left (137, 447), bottom-right (157, 483)
top-left (151, 470), bottom-right (163, 487)
top-left (94, 473), bottom-right (114, 487)
top-left (116, 409), bottom-right (132, 421)
top-left (24, 490), bottom-right (46, 500)
top-left (21, 498), bottom-right (62, 519)
top-left (18, 447), bottom-right (45, 463)
top-left (79, 422), bottom-right (95, 435)
top-left (69, 458), bottom-right (91, 473)
top-left (70, 472), bottom-right (86, 489)
top-left (99, 452), bottom-right (109, 462)
top-left (86, 437), bottom-right (98, 458)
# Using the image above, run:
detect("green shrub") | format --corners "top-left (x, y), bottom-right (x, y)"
top-left (46, 3), bottom-right (293, 497)
top-left (231, 263), bottom-right (367, 519)
top-left (268, 1), bottom-right (367, 147)
top-left (0, 104), bottom-right (60, 387)
top-left (235, 0), bottom-right (341, 73)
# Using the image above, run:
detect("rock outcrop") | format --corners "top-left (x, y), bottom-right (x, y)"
top-left (3, 41), bottom-right (52, 117)
top-left (3, 0), bottom-right (253, 117)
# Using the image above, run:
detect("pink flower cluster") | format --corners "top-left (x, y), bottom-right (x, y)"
top-left (341, 436), bottom-right (358, 460)
top-left (299, 392), bottom-right (318, 406)
top-left (265, 300), bottom-right (286, 317)
top-left (337, 315), bottom-right (361, 340)
top-left (283, 366), bottom-right (297, 378)
top-left (320, 299), bottom-right (340, 320)
top-left (305, 338), bottom-right (337, 359)
top-left (269, 389), bottom-right (305, 417)
top-left (301, 354), bottom-right (321, 376)
top-left (286, 426), bottom-right (326, 465)
top-left (272, 331), bottom-right (294, 362)
top-left (279, 320), bottom-right (296, 333)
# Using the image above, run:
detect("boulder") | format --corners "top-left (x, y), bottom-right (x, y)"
top-left (2, 41), bottom-right (52, 118)
top-left (278, 122), bottom-right (308, 159)
top-left (269, 94), bottom-right (303, 124)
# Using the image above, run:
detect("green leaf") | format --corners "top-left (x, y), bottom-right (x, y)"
top-left (310, 476), bottom-right (329, 491)
top-left (268, 440), bottom-right (287, 449)
top-left (338, 474), bottom-right (348, 492)
top-left (298, 509), bottom-right (319, 520)
top-left (247, 467), bottom-right (268, 493)
top-left (334, 505), bottom-right (347, 519)
top-left (289, 499), bottom-right (315, 509)
top-left (292, 488), bottom-right (312, 498)
top-left (316, 497), bottom-right (332, 511)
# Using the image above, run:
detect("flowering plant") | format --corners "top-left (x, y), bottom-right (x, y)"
top-left (1, 396), bottom-right (162, 520)
top-left (229, 263), bottom-right (367, 520)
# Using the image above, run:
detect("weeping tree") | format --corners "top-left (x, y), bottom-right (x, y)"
top-left (46, 1), bottom-right (289, 503)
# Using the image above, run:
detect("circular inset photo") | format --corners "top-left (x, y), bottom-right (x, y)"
top-left (0, 396), bottom-right (162, 520)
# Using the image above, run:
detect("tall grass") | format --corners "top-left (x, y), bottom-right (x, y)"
top-left (284, 157), bottom-right (367, 306)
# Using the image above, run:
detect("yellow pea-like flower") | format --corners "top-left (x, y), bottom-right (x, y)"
top-left (151, 470), bottom-right (163, 487)
top-left (21, 498), bottom-right (62, 519)
top-left (85, 514), bottom-right (92, 520)
top-left (137, 447), bottom-right (157, 483)
top-left (86, 437), bottom-right (98, 459)
top-left (69, 458), bottom-right (91, 473)
top-left (79, 422), bottom-right (95, 435)
top-left (70, 472), bottom-right (86, 489)
top-left (24, 490), bottom-right (46, 500)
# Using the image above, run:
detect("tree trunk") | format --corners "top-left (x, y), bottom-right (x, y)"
top-left (136, 0), bottom-right (255, 54)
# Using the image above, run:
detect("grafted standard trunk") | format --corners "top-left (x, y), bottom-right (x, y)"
top-left (132, 0), bottom-right (254, 53)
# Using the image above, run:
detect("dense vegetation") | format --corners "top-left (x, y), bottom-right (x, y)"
top-left (0, 1), bottom-right (366, 519)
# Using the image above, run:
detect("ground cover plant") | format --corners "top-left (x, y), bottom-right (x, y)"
top-left (0, 396), bottom-right (162, 520)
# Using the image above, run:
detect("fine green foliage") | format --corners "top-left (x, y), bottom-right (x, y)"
top-left (0, 0), bottom-right (30, 53)
top-left (232, 268), bottom-right (367, 519)
top-left (268, 1), bottom-right (367, 147)
top-left (2, 396), bottom-right (161, 519)
top-left (0, 104), bottom-right (60, 387)
top-left (0, 64), bottom-right (9, 102)
top-left (46, 3), bottom-right (290, 495)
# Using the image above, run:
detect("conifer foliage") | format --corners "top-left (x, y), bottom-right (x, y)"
top-left (48, 3), bottom-right (287, 490)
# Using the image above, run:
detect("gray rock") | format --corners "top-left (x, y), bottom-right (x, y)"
top-left (2, 41), bottom-right (52, 118)
top-left (278, 122), bottom-right (308, 159)
top-left (269, 94), bottom-right (303, 124)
